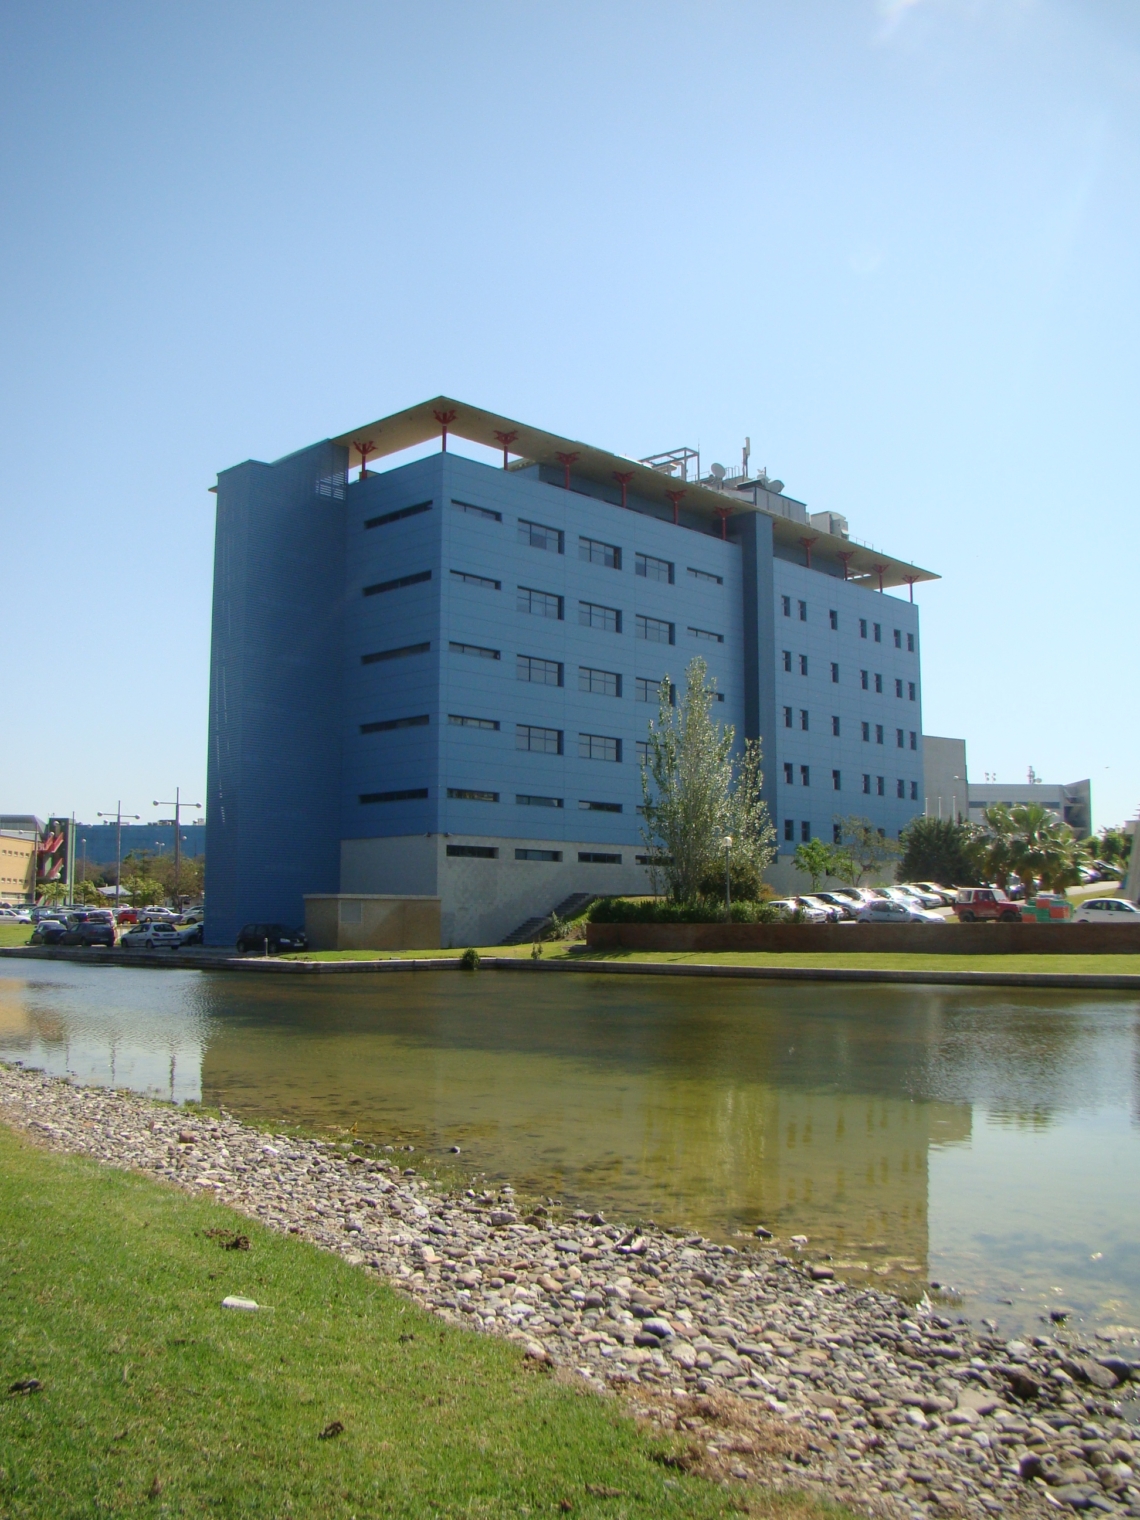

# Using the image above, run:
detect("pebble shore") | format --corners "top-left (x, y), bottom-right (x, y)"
top-left (3, 1062), bottom-right (1137, 1520)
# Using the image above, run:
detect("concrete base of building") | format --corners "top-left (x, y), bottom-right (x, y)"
top-left (303, 894), bottom-right (441, 951)
top-left (585, 921), bottom-right (1140, 954)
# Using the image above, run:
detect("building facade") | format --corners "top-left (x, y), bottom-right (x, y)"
top-left (922, 736), bottom-right (969, 822)
top-left (967, 779), bottom-right (1091, 836)
top-left (205, 399), bottom-right (935, 946)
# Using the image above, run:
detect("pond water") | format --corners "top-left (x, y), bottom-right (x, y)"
top-left (1, 960), bottom-right (1137, 1339)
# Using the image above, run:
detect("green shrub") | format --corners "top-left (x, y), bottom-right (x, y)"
top-left (587, 896), bottom-right (788, 925)
top-left (459, 947), bottom-right (480, 969)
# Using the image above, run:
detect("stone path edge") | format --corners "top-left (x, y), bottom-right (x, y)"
top-left (2, 944), bottom-right (1140, 990)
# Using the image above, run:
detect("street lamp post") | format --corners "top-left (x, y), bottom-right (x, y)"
top-left (152, 788), bottom-right (202, 907)
top-left (96, 802), bottom-right (140, 908)
top-left (723, 835), bottom-right (733, 920)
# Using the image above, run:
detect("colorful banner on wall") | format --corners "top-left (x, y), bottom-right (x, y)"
top-left (37, 818), bottom-right (70, 886)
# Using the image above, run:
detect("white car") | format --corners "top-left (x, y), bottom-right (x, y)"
top-left (856, 898), bottom-right (946, 925)
top-left (120, 922), bottom-right (181, 950)
top-left (883, 885), bottom-right (944, 910)
top-left (812, 892), bottom-right (859, 920)
top-left (769, 897), bottom-right (830, 924)
top-left (0, 907), bottom-right (32, 923)
top-left (910, 881), bottom-right (955, 906)
top-left (1072, 898), bottom-right (1140, 925)
top-left (800, 895), bottom-right (844, 923)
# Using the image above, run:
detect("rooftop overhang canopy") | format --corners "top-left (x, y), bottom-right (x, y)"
top-left (330, 396), bottom-right (937, 592)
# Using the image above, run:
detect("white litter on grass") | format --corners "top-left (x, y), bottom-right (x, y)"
top-left (221, 1296), bottom-right (259, 1311)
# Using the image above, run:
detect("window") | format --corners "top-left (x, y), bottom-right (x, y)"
top-left (860, 669), bottom-right (869, 690)
top-left (363, 569), bottom-right (432, 596)
top-left (798, 600), bottom-right (807, 621)
top-left (579, 851), bottom-right (622, 864)
top-left (908, 682), bottom-right (916, 701)
top-left (579, 666), bottom-right (621, 697)
top-left (894, 628), bottom-right (902, 648)
top-left (636, 552), bottom-right (673, 583)
top-left (447, 844), bottom-right (497, 858)
top-left (874, 673), bottom-right (883, 694)
top-left (636, 853), bottom-right (671, 865)
top-left (896, 729), bottom-right (904, 748)
top-left (801, 821), bottom-right (811, 843)
top-left (799, 709), bottom-right (809, 731)
top-left (781, 595), bottom-right (791, 617)
top-left (636, 613), bottom-right (673, 643)
top-left (518, 519), bottom-right (563, 553)
top-left (783, 650), bottom-right (793, 672)
top-left (580, 800), bottom-right (622, 813)
top-left (582, 601), bottom-right (622, 633)
top-left (687, 566), bottom-right (722, 585)
top-left (360, 788), bottom-right (428, 804)
top-left (829, 609), bottom-right (838, 631)
top-left (862, 775), bottom-right (871, 795)
top-left (689, 626), bottom-right (724, 643)
top-left (636, 676), bottom-right (674, 704)
top-left (860, 618), bottom-right (868, 639)
top-left (862, 721), bottom-right (870, 742)
top-left (876, 776), bottom-right (885, 796)
top-left (873, 623), bottom-right (882, 642)
top-left (515, 848), bottom-right (562, 862)
top-left (447, 788), bottom-right (499, 803)
top-left (516, 794), bottom-right (563, 808)
top-left (450, 641), bottom-right (500, 660)
top-left (453, 498), bottom-right (501, 522)
top-left (831, 662), bottom-right (839, 683)
top-left (517, 654), bottom-right (563, 686)
top-left (895, 678), bottom-right (903, 699)
top-left (832, 769), bottom-right (841, 791)
top-left (831, 715), bottom-right (840, 736)
top-left (783, 706), bottom-right (793, 728)
top-left (784, 819), bottom-right (795, 842)
top-left (580, 535), bottom-right (621, 569)
top-left (909, 731), bottom-right (917, 750)
top-left (907, 632), bottom-right (915, 653)
top-left (896, 779), bottom-right (905, 799)
top-left (362, 641), bottom-right (430, 664)
top-left (366, 500), bottom-right (432, 529)
top-left (361, 714), bottom-right (429, 733)
top-left (449, 714), bottom-right (500, 731)
top-left (798, 654), bottom-right (808, 675)
top-left (518, 586), bottom-right (563, 619)
top-left (636, 741), bottom-right (650, 763)
top-left (783, 762), bottom-right (793, 784)
top-left (579, 733), bottom-right (621, 762)
top-left (451, 569), bottom-right (500, 590)
top-left (800, 765), bottom-right (810, 787)
top-left (517, 724), bottom-right (562, 755)
top-left (833, 823), bottom-right (843, 844)
top-left (876, 724), bottom-right (884, 744)
top-left (910, 780), bottom-right (919, 801)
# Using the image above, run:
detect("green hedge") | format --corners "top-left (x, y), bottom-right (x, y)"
top-left (587, 895), bottom-right (790, 925)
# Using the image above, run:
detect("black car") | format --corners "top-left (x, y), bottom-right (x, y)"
top-left (62, 917), bottom-right (116, 948)
top-left (30, 919), bottom-right (69, 945)
top-left (235, 923), bottom-right (307, 954)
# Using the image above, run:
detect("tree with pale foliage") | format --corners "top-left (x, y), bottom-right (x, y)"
top-left (833, 816), bottom-right (901, 886)
top-left (640, 657), bottom-right (775, 902)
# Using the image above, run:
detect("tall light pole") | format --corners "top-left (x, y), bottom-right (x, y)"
top-left (723, 835), bottom-right (733, 920)
top-left (152, 788), bottom-right (202, 907)
top-left (97, 802), bottom-right (140, 907)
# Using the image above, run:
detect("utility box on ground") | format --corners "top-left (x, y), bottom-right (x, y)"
top-left (303, 894), bottom-right (441, 951)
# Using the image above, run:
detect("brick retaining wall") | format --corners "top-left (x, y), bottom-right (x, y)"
top-left (584, 922), bottom-right (1140, 954)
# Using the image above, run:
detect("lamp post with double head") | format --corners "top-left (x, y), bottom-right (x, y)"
top-left (152, 788), bottom-right (203, 908)
top-left (723, 835), bottom-right (734, 920)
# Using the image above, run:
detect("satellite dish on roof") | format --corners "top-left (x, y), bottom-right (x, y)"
top-left (710, 463), bottom-right (726, 481)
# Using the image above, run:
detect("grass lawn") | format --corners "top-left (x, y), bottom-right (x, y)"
top-left (286, 944), bottom-right (1140, 976)
top-left (0, 923), bottom-right (33, 948)
top-left (0, 1125), bottom-right (850, 1520)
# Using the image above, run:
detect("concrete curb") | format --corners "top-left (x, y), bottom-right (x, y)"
top-left (2, 944), bottom-right (1140, 989)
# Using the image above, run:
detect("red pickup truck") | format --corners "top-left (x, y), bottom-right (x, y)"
top-left (953, 888), bottom-right (1021, 922)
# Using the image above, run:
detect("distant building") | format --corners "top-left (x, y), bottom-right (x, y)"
top-left (922, 737), bottom-right (968, 822)
top-left (966, 779), bottom-right (1091, 837)
top-left (0, 830), bottom-right (36, 903)
top-left (72, 820), bottom-right (207, 869)
top-left (205, 397), bottom-right (937, 946)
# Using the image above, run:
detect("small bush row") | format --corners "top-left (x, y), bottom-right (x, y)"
top-left (587, 896), bottom-right (794, 925)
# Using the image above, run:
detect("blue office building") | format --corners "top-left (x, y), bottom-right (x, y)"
top-left (205, 399), bottom-right (936, 946)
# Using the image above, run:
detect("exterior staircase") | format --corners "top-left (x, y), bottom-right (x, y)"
top-left (500, 892), bottom-right (597, 946)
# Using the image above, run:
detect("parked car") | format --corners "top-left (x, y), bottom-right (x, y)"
top-left (953, 887), bottom-right (1021, 922)
top-left (235, 923), bottom-right (308, 953)
top-left (121, 922), bottom-right (181, 950)
top-left (180, 908), bottom-right (205, 924)
top-left (857, 898), bottom-right (946, 925)
top-left (176, 921), bottom-right (204, 946)
top-left (799, 895), bottom-right (844, 923)
top-left (61, 918), bottom-right (116, 948)
top-left (0, 907), bottom-right (32, 923)
top-left (1072, 897), bottom-right (1140, 925)
top-left (812, 892), bottom-right (859, 920)
top-left (830, 887), bottom-right (878, 909)
top-left (909, 881), bottom-right (956, 906)
top-left (768, 899), bottom-right (830, 925)
top-left (885, 884), bottom-right (945, 910)
top-left (30, 919), bottom-right (68, 945)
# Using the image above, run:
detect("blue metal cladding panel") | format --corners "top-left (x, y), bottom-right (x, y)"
top-left (72, 823), bottom-right (207, 866)
top-left (205, 440), bottom-right (348, 945)
top-left (339, 452), bottom-right (744, 847)
top-left (770, 562), bottom-right (922, 851)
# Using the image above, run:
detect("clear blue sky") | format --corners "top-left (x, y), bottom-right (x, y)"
top-left (2, 0), bottom-right (1137, 831)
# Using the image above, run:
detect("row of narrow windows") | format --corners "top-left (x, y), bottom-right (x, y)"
top-left (780, 766), bottom-right (919, 799)
top-left (781, 596), bottom-right (916, 651)
top-left (781, 652), bottom-right (916, 699)
top-left (782, 711), bottom-right (918, 748)
top-left (783, 816), bottom-right (910, 844)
